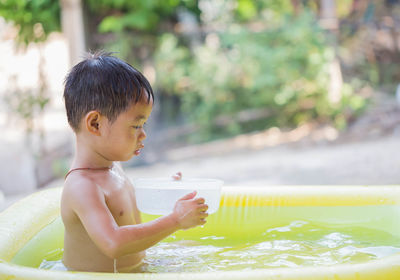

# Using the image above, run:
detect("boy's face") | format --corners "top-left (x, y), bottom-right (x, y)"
top-left (99, 98), bottom-right (153, 162)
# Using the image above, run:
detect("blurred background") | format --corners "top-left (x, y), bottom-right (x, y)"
top-left (0, 0), bottom-right (400, 209)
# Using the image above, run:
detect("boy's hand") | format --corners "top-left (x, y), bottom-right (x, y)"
top-left (172, 191), bottom-right (208, 230)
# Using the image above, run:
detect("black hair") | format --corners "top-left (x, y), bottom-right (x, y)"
top-left (63, 51), bottom-right (154, 131)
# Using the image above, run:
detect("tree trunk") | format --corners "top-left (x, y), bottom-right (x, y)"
top-left (60, 0), bottom-right (86, 66)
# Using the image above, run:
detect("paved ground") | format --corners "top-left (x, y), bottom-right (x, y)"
top-left (1, 133), bottom-right (399, 212)
top-left (125, 134), bottom-right (400, 186)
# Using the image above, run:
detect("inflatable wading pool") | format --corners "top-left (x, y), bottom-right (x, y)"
top-left (2, 186), bottom-right (400, 279)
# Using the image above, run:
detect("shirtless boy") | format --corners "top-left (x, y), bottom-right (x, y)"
top-left (61, 53), bottom-right (208, 272)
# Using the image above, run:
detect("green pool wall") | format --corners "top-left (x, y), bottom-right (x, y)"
top-left (2, 186), bottom-right (400, 279)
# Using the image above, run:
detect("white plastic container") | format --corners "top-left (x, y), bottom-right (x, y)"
top-left (133, 178), bottom-right (223, 215)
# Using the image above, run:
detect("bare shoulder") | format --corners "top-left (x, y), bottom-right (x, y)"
top-left (63, 173), bottom-right (100, 196)
top-left (62, 174), bottom-right (105, 213)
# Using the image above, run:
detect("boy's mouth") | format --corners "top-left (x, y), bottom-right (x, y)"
top-left (134, 144), bottom-right (144, 155)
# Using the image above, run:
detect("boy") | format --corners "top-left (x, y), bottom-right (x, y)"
top-left (61, 52), bottom-right (208, 272)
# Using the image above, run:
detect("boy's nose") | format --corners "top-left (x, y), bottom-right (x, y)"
top-left (139, 129), bottom-right (147, 141)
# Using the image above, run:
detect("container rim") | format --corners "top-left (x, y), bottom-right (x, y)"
top-left (133, 178), bottom-right (224, 188)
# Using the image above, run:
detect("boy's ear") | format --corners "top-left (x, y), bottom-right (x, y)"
top-left (85, 111), bottom-right (102, 136)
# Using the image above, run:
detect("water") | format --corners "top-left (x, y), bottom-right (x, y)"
top-left (39, 220), bottom-right (400, 273)
top-left (140, 220), bottom-right (400, 272)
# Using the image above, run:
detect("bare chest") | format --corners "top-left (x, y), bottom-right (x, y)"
top-left (104, 183), bottom-right (138, 226)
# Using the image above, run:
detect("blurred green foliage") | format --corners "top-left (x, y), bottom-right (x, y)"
top-left (86, 0), bottom-right (199, 33)
top-left (81, 0), bottom-right (370, 142)
top-left (0, 0), bottom-right (60, 45)
top-left (154, 11), bottom-right (365, 141)
top-left (3, 0), bottom-right (385, 143)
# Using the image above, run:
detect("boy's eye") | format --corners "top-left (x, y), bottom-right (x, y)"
top-left (132, 123), bottom-right (146, 129)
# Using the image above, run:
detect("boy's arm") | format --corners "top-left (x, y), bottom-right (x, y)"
top-left (67, 178), bottom-right (207, 259)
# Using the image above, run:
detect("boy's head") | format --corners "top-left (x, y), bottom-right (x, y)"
top-left (64, 52), bottom-right (154, 132)
top-left (64, 52), bottom-right (154, 161)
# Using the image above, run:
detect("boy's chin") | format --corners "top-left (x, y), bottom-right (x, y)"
top-left (115, 151), bottom-right (140, 162)
top-left (125, 151), bottom-right (139, 161)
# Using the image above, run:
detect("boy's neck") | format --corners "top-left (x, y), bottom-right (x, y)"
top-left (72, 137), bottom-right (114, 169)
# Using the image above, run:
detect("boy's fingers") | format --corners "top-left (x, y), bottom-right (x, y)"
top-left (178, 191), bottom-right (197, 201)
top-left (197, 204), bottom-right (208, 212)
top-left (199, 212), bottom-right (208, 218)
top-left (195, 197), bottom-right (205, 204)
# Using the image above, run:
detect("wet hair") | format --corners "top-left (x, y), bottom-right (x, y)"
top-left (63, 52), bottom-right (154, 131)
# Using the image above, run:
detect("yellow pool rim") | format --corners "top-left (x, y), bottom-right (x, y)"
top-left (1, 186), bottom-right (400, 280)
